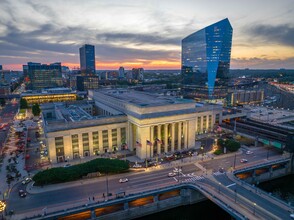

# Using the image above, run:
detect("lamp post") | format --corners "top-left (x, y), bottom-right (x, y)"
top-left (200, 146), bottom-right (204, 161)
top-left (106, 172), bottom-right (109, 200)
top-left (233, 153), bottom-right (237, 169)
top-left (253, 202), bottom-right (257, 215)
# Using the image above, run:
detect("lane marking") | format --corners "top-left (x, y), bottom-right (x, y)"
top-left (173, 177), bottom-right (178, 181)
top-left (226, 183), bottom-right (236, 188)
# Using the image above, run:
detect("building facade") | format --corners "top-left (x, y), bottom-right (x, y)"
top-left (76, 75), bottom-right (99, 91)
top-left (21, 88), bottom-right (77, 104)
top-left (227, 90), bottom-right (264, 106)
top-left (25, 62), bottom-right (63, 90)
top-left (79, 44), bottom-right (96, 75)
top-left (182, 18), bottom-right (233, 100)
top-left (44, 89), bottom-right (222, 163)
top-left (119, 67), bottom-right (125, 79)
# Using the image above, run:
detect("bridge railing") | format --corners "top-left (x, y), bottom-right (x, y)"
top-left (233, 158), bottom-right (290, 174)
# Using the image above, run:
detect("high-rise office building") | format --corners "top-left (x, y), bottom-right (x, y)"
top-left (119, 67), bottom-right (125, 79)
top-left (26, 62), bottom-right (63, 90)
top-left (79, 44), bottom-right (96, 75)
top-left (76, 75), bottom-right (99, 91)
top-left (182, 18), bottom-right (233, 100)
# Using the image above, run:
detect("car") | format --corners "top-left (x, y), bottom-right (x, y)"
top-left (133, 163), bottom-right (142, 168)
top-left (290, 213), bottom-right (294, 219)
top-left (168, 172), bottom-right (177, 177)
top-left (19, 189), bottom-right (27, 197)
top-left (173, 168), bottom-right (182, 173)
top-left (63, 164), bottom-right (71, 168)
top-left (22, 177), bottom-right (32, 185)
top-left (119, 178), bottom-right (129, 183)
top-left (246, 151), bottom-right (253, 155)
top-left (240, 159), bottom-right (248, 163)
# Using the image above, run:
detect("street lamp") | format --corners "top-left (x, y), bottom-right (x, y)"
top-left (233, 153), bottom-right (237, 169)
top-left (253, 202), bottom-right (257, 215)
top-left (105, 172), bottom-right (109, 200)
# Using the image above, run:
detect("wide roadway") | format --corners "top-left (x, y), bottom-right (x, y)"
top-left (7, 164), bottom-right (198, 214)
top-left (7, 147), bottom-right (282, 214)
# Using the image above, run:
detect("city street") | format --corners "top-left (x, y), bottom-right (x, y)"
top-left (6, 147), bottom-right (283, 216)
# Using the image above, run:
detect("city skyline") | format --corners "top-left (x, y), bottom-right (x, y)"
top-left (0, 0), bottom-right (293, 70)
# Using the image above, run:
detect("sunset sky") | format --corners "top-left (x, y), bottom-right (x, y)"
top-left (0, 0), bottom-right (293, 70)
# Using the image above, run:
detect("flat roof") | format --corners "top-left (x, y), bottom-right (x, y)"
top-left (99, 89), bottom-right (194, 107)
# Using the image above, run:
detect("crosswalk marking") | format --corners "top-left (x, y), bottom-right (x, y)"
top-left (182, 176), bottom-right (205, 182)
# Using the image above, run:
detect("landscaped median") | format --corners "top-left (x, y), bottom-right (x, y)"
top-left (32, 158), bottom-right (129, 186)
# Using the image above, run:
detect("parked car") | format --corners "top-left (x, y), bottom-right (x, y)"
top-left (240, 159), bottom-right (248, 163)
top-left (119, 178), bottom-right (129, 183)
top-left (168, 172), bottom-right (176, 177)
top-left (63, 164), bottom-right (71, 168)
top-left (22, 177), bottom-right (32, 185)
top-left (19, 190), bottom-right (27, 198)
top-left (133, 163), bottom-right (142, 168)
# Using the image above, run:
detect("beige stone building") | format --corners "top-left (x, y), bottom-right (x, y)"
top-left (43, 89), bottom-right (222, 163)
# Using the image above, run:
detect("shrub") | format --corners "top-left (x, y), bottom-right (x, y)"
top-left (213, 149), bottom-right (222, 155)
top-left (33, 158), bottom-right (129, 186)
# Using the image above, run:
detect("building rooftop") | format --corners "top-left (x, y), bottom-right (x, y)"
top-left (99, 89), bottom-right (194, 107)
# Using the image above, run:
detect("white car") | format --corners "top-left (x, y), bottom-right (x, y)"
top-left (119, 178), bottom-right (129, 183)
top-left (168, 172), bottom-right (177, 177)
top-left (240, 159), bottom-right (248, 163)
top-left (133, 163), bottom-right (142, 168)
top-left (246, 151), bottom-right (253, 155)
top-left (173, 168), bottom-right (182, 173)
top-left (22, 177), bottom-right (32, 185)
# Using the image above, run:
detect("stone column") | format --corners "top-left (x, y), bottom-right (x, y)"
top-left (99, 130), bottom-right (103, 154)
top-left (164, 124), bottom-right (168, 153)
top-left (157, 125), bottom-right (161, 155)
top-left (88, 132), bottom-right (93, 156)
top-left (117, 127), bottom-right (121, 150)
top-left (63, 135), bottom-right (73, 160)
top-left (184, 121), bottom-right (188, 149)
top-left (48, 137), bottom-right (57, 163)
top-left (108, 129), bottom-right (112, 152)
top-left (178, 122), bottom-right (182, 150)
top-left (150, 126), bottom-right (154, 158)
top-left (78, 133), bottom-right (83, 157)
top-left (171, 123), bottom-right (175, 152)
top-left (129, 122), bottom-right (133, 151)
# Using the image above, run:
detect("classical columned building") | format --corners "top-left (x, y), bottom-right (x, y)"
top-left (43, 89), bottom-right (222, 163)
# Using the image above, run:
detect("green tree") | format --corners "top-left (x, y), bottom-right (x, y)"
top-left (19, 98), bottom-right (28, 109)
top-left (32, 103), bottom-right (41, 116)
top-left (225, 139), bottom-right (241, 152)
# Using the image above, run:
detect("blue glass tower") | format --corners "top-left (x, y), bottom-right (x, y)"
top-left (182, 18), bottom-right (233, 99)
top-left (79, 44), bottom-right (96, 75)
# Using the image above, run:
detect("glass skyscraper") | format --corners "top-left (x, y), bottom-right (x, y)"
top-left (182, 18), bottom-right (233, 100)
top-left (79, 44), bottom-right (96, 75)
top-left (26, 62), bottom-right (63, 90)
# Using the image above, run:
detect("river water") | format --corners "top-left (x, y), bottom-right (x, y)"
top-left (258, 174), bottom-right (294, 206)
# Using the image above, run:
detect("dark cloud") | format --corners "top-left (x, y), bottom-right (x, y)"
top-left (249, 24), bottom-right (294, 47)
top-left (231, 57), bottom-right (294, 69)
top-left (97, 33), bottom-right (181, 46)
